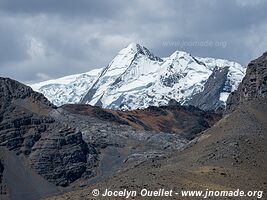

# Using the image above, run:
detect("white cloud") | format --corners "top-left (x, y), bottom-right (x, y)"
top-left (26, 36), bottom-right (47, 59)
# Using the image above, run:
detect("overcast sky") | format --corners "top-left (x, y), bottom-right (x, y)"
top-left (0, 0), bottom-right (267, 83)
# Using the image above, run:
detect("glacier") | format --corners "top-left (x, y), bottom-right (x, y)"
top-left (30, 43), bottom-right (246, 111)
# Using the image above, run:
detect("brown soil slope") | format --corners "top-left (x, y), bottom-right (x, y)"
top-left (47, 52), bottom-right (267, 200)
top-left (46, 99), bottom-right (267, 200)
top-left (62, 104), bottom-right (221, 139)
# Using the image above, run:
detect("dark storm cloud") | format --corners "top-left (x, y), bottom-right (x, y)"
top-left (0, 0), bottom-right (267, 83)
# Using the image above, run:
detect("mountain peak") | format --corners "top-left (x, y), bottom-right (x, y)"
top-left (170, 50), bottom-right (192, 59)
top-left (125, 42), bottom-right (139, 49)
top-left (120, 43), bottom-right (163, 62)
top-left (124, 42), bottom-right (145, 51)
top-left (32, 45), bottom-right (246, 111)
top-left (0, 77), bottom-right (55, 114)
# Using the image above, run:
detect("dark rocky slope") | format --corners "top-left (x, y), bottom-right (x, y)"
top-left (188, 67), bottom-right (229, 112)
top-left (47, 52), bottom-right (267, 200)
top-left (61, 102), bottom-right (221, 140)
top-left (0, 77), bottom-right (221, 200)
top-left (227, 51), bottom-right (267, 112)
top-left (0, 78), bottom-right (99, 199)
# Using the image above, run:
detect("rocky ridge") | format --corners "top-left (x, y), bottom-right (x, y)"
top-left (0, 77), bottom-right (221, 200)
top-left (0, 78), bottom-right (99, 189)
top-left (227, 51), bottom-right (267, 112)
top-left (45, 52), bottom-right (267, 200)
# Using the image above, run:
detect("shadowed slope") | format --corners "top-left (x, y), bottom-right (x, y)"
top-left (46, 52), bottom-right (267, 200)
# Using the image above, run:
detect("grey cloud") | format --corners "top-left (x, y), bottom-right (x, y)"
top-left (0, 0), bottom-right (267, 83)
top-left (0, 0), bottom-right (123, 19)
top-left (0, 17), bottom-right (29, 64)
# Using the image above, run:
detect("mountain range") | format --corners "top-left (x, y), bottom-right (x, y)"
top-left (46, 51), bottom-right (267, 200)
top-left (31, 43), bottom-right (246, 112)
top-left (0, 77), bottom-right (220, 199)
top-left (0, 48), bottom-right (266, 200)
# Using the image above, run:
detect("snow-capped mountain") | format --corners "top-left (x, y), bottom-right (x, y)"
top-left (31, 68), bottom-right (103, 106)
top-left (30, 43), bottom-right (246, 111)
top-left (80, 43), bottom-right (246, 111)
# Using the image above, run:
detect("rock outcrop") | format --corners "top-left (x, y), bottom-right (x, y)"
top-left (0, 76), bottom-right (223, 199)
top-left (0, 158), bottom-right (8, 198)
top-left (0, 77), bottom-right (54, 114)
top-left (0, 77), bottom-right (98, 187)
top-left (44, 52), bottom-right (267, 200)
top-left (226, 51), bottom-right (267, 112)
top-left (188, 67), bottom-right (229, 112)
top-left (29, 127), bottom-right (98, 186)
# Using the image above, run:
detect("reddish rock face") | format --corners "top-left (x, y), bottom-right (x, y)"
top-left (62, 102), bottom-right (221, 140)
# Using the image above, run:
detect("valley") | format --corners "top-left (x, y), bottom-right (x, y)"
top-left (0, 50), bottom-right (266, 200)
